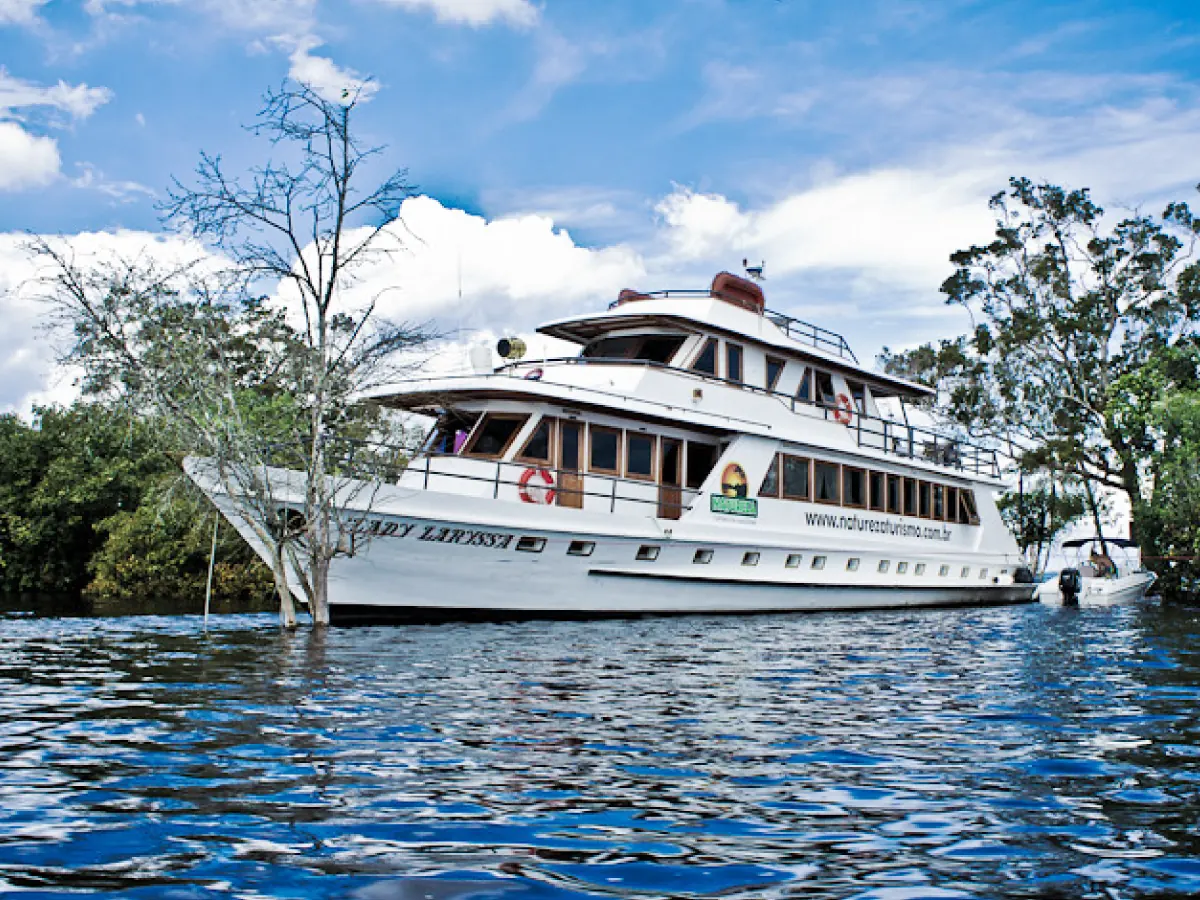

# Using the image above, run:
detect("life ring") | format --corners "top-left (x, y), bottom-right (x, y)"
top-left (833, 392), bottom-right (854, 425)
top-left (524, 368), bottom-right (544, 381)
top-left (518, 467), bottom-right (556, 504)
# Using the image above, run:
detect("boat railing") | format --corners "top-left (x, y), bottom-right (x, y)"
top-left (604, 289), bottom-right (857, 361)
top-left (497, 357), bottom-right (1001, 478)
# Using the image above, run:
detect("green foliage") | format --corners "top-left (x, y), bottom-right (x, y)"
top-left (996, 481), bottom-right (1087, 573)
top-left (85, 479), bottom-right (274, 613)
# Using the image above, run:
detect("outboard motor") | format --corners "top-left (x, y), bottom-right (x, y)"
top-left (1013, 567), bottom-right (1035, 585)
top-left (1059, 568), bottom-right (1083, 606)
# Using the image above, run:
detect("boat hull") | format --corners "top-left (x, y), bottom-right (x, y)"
top-left (1036, 571), bottom-right (1156, 607)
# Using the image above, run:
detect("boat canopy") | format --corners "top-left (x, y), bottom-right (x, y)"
top-left (1062, 537), bottom-right (1139, 549)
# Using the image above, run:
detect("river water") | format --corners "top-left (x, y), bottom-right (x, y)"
top-left (1, 602), bottom-right (1199, 899)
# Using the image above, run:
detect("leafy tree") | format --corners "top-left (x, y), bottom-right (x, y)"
top-left (33, 80), bottom-right (432, 627)
top-left (882, 178), bottom-right (1200, 549)
top-left (997, 478), bottom-right (1087, 574)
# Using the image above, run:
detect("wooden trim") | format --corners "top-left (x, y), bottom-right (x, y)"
top-left (515, 416), bottom-right (556, 465)
top-left (624, 431), bottom-right (658, 481)
top-left (588, 425), bottom-right (623, 476)
top-left (461, 413), bottom-right (530, 459)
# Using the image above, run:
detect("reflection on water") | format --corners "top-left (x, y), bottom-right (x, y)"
top-left (1, 602), bottom-right (1199, 898)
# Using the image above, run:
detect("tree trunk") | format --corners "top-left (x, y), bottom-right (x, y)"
top-left (310, 556), bottom-right (330, 627)
top-left (272, 544), bottom-right (297, 628)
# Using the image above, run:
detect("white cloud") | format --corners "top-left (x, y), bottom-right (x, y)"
top-left (0, 0), bottom-right (47, 25)
top-left (282, 37), bottom-right (377, 104)
top-left (371, 0), bottom-right (537, 28)
top-left (0, 122), bottom-right (60, 190)
top-left (0, 69), bottom-right (113, 120)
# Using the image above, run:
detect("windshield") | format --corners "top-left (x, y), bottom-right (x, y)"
top-left (581, 334), bottom-right (687, 365)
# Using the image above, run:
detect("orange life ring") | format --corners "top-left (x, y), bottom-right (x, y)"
top-left (833, 392), bottom-right (854, 425)
top-left (518, 467), bottom-right (556, 504)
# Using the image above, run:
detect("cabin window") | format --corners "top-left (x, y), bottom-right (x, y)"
top-left (979, 568), bottom-right (989, 580)
top-left (743, 552), bottom-right (760, 567)
top-left (896, 562), bottom-right (909, 574)
top-left (567, 541), bottom-right (595, 557)
top-left (814, 461), bottom-right (840, 504)
top-left (726, 343), bottom-right (744, 384)
top-left (782, 455), bottom-right (811, 501)
top-left (847, 557), bottom-right (860, 572)
top-left (847, 380), bottom-right (866, 413)
top-left (887, 474), bottom-right (903, 514)
top-left (516, 536), bottom-right (546, 553)
top-left (464, 414), bottom-right (528, 459)
top-left (685, 442), bottom-right (718, 489)
top-left (797, 368), bottom-right (812, 403)
top-left (517, 417), bottom-right (554, 463)
top-left (428, 410), bottom-right (481, 455)
top-left (945, 487), bottom-right (959, 523)
top-left (868, 471), bottom-right (886, 512)
top-left (919, 481), bottom-right (932, 518)
top-left (785, 553), bottom-right (803, 568)
top-left (961, 566), bottom-right (970, 578)
top-left (589, 426), bottom-right (622, 475)
top-left (939, 564), bottom-right (950, 577)
top-left (811, 555), bottom-right (827, 570)
top-left (843, 466), bottom-right (866, 508)
top-left (878, 560), bottom-right (891, 573)
top-left (915, 563), bottom-right (926, 575)
top-left (766, 357), bottom-right (785, 392)
top-left (760, 454), bottom-right (780, 497)
top-left (903, 478), bottom-right (918, 517)
top-left (933, 484), bottom-right (945, 520)
top-left (694, 549), bottom-right (713, 564)
top-left (816, 371), bottom-right (836, 406)
top-left (582, 334), bottom-right (687, 364)
top-left (626, 432), bottom-right (656, 480)
top-left (637, 545), bottom-right (660, 561)
top-left (690, 338), bottom-right (718, 375)
top-left (960, 489), bottom-right (980, 525)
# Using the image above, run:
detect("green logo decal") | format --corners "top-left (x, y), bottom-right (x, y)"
top-left (710, 494), bottom-right (758, 517)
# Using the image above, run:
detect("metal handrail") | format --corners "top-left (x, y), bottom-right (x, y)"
top-left (496, 357), bottom-right (1001, 478)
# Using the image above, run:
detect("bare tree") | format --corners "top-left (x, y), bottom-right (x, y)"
top-left (32, 80), bottom-right (432, 626)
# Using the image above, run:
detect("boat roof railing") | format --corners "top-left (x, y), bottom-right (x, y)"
top-left (605, 289), bottom-right (858, 363)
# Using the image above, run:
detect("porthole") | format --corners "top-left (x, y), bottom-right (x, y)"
top-left (517, 536), bottom-right (546, 553)
top-left (939, 565), bottom-right (950, 577)
top-left (785, 553), bottom-right (803, 568)
top-left (897, 562), bottom-right (909, 575)
top-left (811, 555), bottom-right (827, 570)
top-left (961, 566), bottom-right (970, 578)
top-left (915, 563), bottom-right (926, 576)
top-left (846, 557), bottom-right (860, 572)
top-left (567, 540), bottom-right (595, 557)
top-left (878, 560), bottom-right (890, 573)
top-left (979, 568), bottom-right (989, 580)
top-left (1000, 568), bottom-right (1009, 575)
top-left (694, 549), bottom-right (713, 565)
top-left (636, 545), bottom-right (660, 561)
top-left (742, 551), bottom-right (760, 567)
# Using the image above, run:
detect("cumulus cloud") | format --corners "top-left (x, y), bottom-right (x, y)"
top-left (282, 37), bottom-right (377, 104)
top-left (0, 69), bottom-right (113, 120)
top-left (371, 0), bottom-right (537, 28)
top-left (0, 122), bottom-right (60, 190)
top-left (0, 0), bottom-right (48, 25)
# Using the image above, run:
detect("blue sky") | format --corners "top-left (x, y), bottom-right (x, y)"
top-left (3, 0), bottom-right (1200, 411)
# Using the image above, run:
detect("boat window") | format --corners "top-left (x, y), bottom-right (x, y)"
top-left (939, 565), bottom-right (950, 576)
top-left (878, 560), bottom-right (890, 573)
top-left (726, 343), bottom-right (744, 384)
top-left (814, 461), bottom-right (840, 504)
top-left (760, 454), bottom-right (780, 497)
top-left (640, 336), bottom-right (687, 364)
top-left (961, 566), bottom-right (970, 578)
top-left (464, 414), bottom-right (528, 458)
top-left (580, 334), bottom-right (687, 364)
top-left (960, 489), bottom-right (979, 525)
top-left (517, 536), bottom-right (546, 553)
top-left (785, 553), bottom-right (803, 568)
top-left (816, 371), bottom-right (836, 406)
top-left (517, 417), bottom-right (554, 463)
top-left (869, 471), bottom-right (886, 511)
top-left (797, 368), bottom-right (812, 403)
top-left (843, 466), bottom-right (866, 508)
top-left (919, 481), bottom-right (932, 518)
top-left (887, 474), bottom-right (903, 514)
top-left (427, 410), bottom-right (482, 455)
top-left (685, 442), bottom-right (718, 489)
top-left (915, 563), bottom-right (926, 575)
top-left (636, 545), bottom-right (660, 561)
top-left (979, 568), bottom-right (989, 580)
top-left (903, 478), bottom-right (918, 517)
top-left (589, 426), bottom-right (622, 475)
top-left (561, 421), bottom-right (581, 471)
top-left (743, 551), bottom-right (760, 567)
top-left (847, 380), bottom-right (866, 413)
top-left (897, 562), bottom-right (909, 574)
top-left (567, 541), bottom-right (595, 556)
top-left (933, 484), bottom-right (945, 520)
top-left (690, 338), bottom-right (718, 375)
top-left (694, 549), bottom-right (713, 564)
top-left (847, 557), bottom-right (860, 571)
top-left (766, 357), bottom-right (785, 392)
top-left (583, 335), bottom-right (641, 359)
top-left (782, 455), bottom-right (811, 501)
top-left (811, 555), bottom-right (827, 570)
top-left (661, 439), bottom-right (682, 488)
top-left (626, 432), bottom-right (656, 480)
top-left (945, 486), bottom-right (959, 523)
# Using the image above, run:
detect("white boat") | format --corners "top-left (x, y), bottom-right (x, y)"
top-left (1035, 537), bottom-right (1156, 606)
top-left (189, 271), bottom-right (1036, 623)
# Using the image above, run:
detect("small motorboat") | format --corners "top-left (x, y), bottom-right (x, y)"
top-left (1035, 536), bottom-right (1156, 606)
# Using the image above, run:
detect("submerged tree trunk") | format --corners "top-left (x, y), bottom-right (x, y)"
top-left (272, 544), bottom-right (298, 628)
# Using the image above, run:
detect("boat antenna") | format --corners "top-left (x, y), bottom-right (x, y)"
top-left (743, 258), bottom-right (765, 281)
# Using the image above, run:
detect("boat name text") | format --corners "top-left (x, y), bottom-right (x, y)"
top-left (348, 519), bottom-right (515, 549)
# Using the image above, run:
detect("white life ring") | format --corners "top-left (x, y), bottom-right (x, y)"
top-left (833, 392), bottom-right (854, 425)
top-left (518, 467), bottom-right (556, 504)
